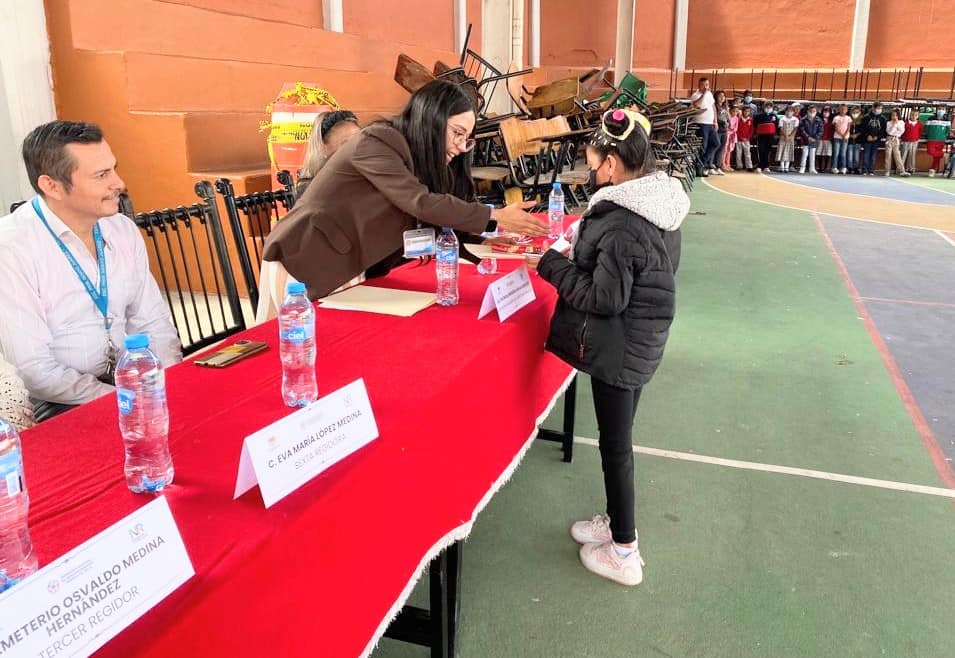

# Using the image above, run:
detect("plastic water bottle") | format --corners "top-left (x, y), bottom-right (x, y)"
top-left (279, 282), bottom-right (318, 407)
top-left (548, 183), bottom-right (565, 240)
top-left (116, 334), bottom-right (174, 493)
top-left (0, 417), bottom-right (37, 592)
top-left (436, 227), bottom-right (459, 306)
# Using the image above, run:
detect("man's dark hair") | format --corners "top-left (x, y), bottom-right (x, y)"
top-left (390, 80), bottom-right (476, 201)
top-left (22, 121), bottom-right (104, 194)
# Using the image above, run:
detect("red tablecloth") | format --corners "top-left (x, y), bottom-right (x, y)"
top-left (20, 258), bottom-right (573, 658)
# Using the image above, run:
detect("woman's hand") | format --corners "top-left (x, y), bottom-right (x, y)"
top-left (524, 253), bottom-right (543, 271)
top-left (493, 201), bottom-right (549, 237)
top-left (482, 234), bottom-right (519, 246)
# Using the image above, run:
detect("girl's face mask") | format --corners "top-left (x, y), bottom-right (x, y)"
top-left (587, 166), bottom-right (612, 195)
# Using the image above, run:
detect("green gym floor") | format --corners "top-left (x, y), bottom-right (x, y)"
top-left (902, 175), bottom-right (955, 195)
top-left (372, 183), bottom-right (955, 658)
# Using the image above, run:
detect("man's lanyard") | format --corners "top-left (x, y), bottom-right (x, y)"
top-left (31, 197), bottom-right (109, 325)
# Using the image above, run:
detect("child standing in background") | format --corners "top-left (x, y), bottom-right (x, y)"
top-left (736, 106), bottom-right (755, 171)
top-left (712, 90), bottom-right (730, 175)
top-left (817, 106), bottom-right (834, 173)
top-left (797, 105), bottom-right (822, 174)
top-left (848, 106), bottom-right (864, 174)
top-left (884, 109), bottom-right (907, 176)
top-left (776, 106), bottom-right (799, 173)
top-left (901, 110), bottom-right (923, 175)
top-left (754, 102), bottom-right (778, 173)
top-left (925, 108), bottom-right (951, 177)
top-left (723, 105), bottom-right (740, 171)
top-left (946, 125), bottom-right (955, 178)
top-left (831, 104), bottom-right (852, 174)
top-left (861, 103), bottom-right (888, 176)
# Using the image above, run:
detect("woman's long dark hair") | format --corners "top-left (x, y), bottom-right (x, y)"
top-left (390, 80), bottom-right (476, 201)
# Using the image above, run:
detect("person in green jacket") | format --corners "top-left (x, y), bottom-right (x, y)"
top-left (924, 107), bottom-right (952, 177)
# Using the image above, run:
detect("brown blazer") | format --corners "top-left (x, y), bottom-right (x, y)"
top-left (262, 123), bottom-right (492, 299)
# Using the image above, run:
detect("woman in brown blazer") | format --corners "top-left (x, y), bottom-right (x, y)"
top-left (263, 80), bottom-right (548, 299)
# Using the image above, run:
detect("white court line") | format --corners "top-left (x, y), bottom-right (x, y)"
top-left (935, 229), bottom-right (955, 249)
top-left (767, 174), bottom-right (955, 210)
top-left (702, 178), bottom-right (940, 232)
top-left (900, 178), bottom-right (955, 199)
top-left (572, 436), bottom-right (955, 499)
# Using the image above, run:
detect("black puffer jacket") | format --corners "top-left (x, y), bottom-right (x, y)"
top-left (537, 171), bottom-right (689, 390)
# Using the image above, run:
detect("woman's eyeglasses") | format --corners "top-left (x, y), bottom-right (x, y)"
top-left (450, 127), bottom-right (476, 152)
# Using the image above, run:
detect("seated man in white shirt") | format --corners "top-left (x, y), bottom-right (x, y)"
top-left (0, 120), bottom-right (182, 420)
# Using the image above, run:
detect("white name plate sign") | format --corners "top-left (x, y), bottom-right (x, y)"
top-left (233, 378), bottom-right (379, 508)
top-left (478, 265), bottom-right (537, 322)
top-left (0, 496), bottom-right (194, 658)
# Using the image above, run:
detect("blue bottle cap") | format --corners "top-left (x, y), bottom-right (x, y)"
top-left (552, 182), bottom-right (561, 190)
top-left (287, 282), bottom-right (307, 295)
top-left (125, 334), bottom-right (149, 350)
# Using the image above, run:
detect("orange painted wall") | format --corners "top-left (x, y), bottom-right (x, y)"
top-left (540, 0), bottom-right (616, 68)
top-left (540, 0), bottom-right (675, 69)
top-left (634, 0), bottom-right (675, 70)
top-left (345, 0), bottom-right (453, 53)
top-left (866, 0), bottom-right (955, 68)
top-left (686, 0), bottom-right (855, 69)
top-left (538, 0), bottom-right (955, 90)
top-left (467, 0), bottom-right (483, 57)
top-left (537, 0), bottom-right (674, 99)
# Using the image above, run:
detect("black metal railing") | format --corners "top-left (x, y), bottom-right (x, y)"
top-left (215, 170), bottom-right (296, 310)
top-left (132, 181), bottom-right (245, 356)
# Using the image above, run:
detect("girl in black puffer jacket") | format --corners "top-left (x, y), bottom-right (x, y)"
top-left (536, 109), bottom-right (689, 586)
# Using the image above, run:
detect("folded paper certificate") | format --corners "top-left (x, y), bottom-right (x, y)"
top-left (319, 285), bottom-right (436, 317)
top-left (467, 244), bottom-right (529, 260)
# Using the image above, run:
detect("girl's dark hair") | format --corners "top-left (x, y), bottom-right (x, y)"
top-left (589, 110), bottom-right (656, 178)
top-left (390, 80), bottom-right (476, 200)
top-left (319, 110), bottom-right (358, 140)
top-left (299, 110), bottom-right (360, 180)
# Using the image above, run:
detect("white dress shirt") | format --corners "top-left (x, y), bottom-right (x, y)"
top-left (0, 197), bottom-right (182, 405)
top-left (690, 90), bottom-right (715, 125)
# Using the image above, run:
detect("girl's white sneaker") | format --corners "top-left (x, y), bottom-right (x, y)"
top-left (579, 541), bottom-right (645, 586)
top-left (570, 514), bottom-right (612, 544)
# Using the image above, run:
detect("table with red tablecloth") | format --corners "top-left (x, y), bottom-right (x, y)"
top-left (20, 257), bottom-right (574, 658)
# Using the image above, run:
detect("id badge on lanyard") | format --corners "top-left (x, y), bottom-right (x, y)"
top-left (403, 227), bottom-right (436, 258)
